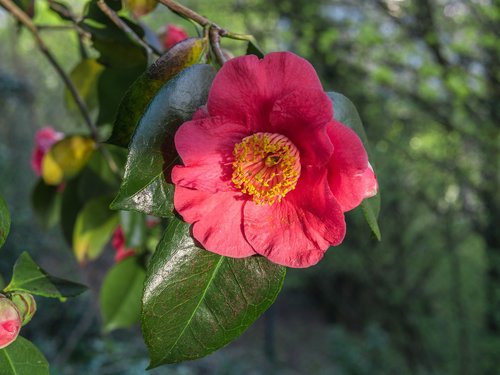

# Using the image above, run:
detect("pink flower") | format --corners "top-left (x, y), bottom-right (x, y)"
top-left (0, 295), bottom-right (21, 349)
top-left (31, 127), bottom-right (64, 176)
top-left (172, 52), bottom-right (377, 268)
top-left (162, 24), bottom-right (188, 50)
top-left (111, 226), bottom-right (135, 262)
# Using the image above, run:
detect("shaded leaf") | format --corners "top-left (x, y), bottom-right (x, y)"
top-left (120, 210), bottom-right (146, 248)
top-left (100, 256), bottom-right (145, 332)
top-left (5, 252), bottom-right (86, 299)
top-left (0, 337), bottom-right (49, 375)
top-left (0, 193), bottom-right (10, 249)
top-left (31, 179), bottom-right (62, 230)
top-left (110, 64), bottom-right (216, 217)
top-left (108, 37), bottom-right (208, 147)
top-left (328, 91), bottom-right (381, 240)
top-left (142, 217), bottom-right (286, 367)
top-left (246, 38), bottom-right (265, 58)
top-left (73, 195), bottom-right (119, 263)
top-left (41, 135), bottom-right (96, 186)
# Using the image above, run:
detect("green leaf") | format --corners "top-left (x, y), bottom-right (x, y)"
top-left (31, 180), bottom-right (62, 230)
top-left (110, 64), bottom-right (216, 217)
top-left (328, 91), bottom-right (381, 240)
top-left (100, 256), bottom-right (145, 332)
top-left (97, 66), bottom-right (146, 127)
top-left (48, 0), bottom-right (73, 21)
top-left (4, 252), bottom-right (86, 299)
top-left (60, 178), bottom-right (84, 246)
top-left (65, 59), bottom-right (104, 112)
top-left (108, 37), bottom-right (208, 148)
top-left (246, 38), bottom-right (265, 58)
top-left (0, 193), bottom-right (10, 249)
top-left (73, 195), bottom-right (119, 263)
top-left (142, 217), bottom-right (286, 367)
top-left (120, 210), bottom-right (146, 248)
top-left (0, 337), bottom-right (49, 375)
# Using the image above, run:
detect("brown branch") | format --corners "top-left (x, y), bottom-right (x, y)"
top-left (96, 0), bottom-right (161, 57)
top-left (0, 0), bottom-right (98, 140)
top-left (156, 0), bottom-right (212, 27)
top-left (209, 27), bottom-right (227, 65)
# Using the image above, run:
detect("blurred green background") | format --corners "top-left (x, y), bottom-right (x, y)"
top-left (1, 0), bottom-right (499, 374)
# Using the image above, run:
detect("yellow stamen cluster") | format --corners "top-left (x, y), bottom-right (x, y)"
top-left (232, 132), bottom-right (301, 205)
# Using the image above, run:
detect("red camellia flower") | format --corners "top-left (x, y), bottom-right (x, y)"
top-left (111, 226), bottom-right (135, 262)
top-left (162, 24), bottom-right (188, 50)
top-left (0, 295), bottom-right (21, 349)
top-left (31, 126), bottom-right (64, 176)
top-left (172, 52), bottom-right (377, 268)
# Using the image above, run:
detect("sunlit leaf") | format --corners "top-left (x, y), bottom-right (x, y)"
top-left (108, 37), bottom-right (208, 148)
top-left (124, 0), bottom-right (158, 17)
top-left (110, 64), bottom-right (216, 217)
top-left (73, 195), bottom-right (119, 263)
top-left (0, 337), bottom-right (49, 375)
top-left (142, 217), bottom-right (286, 367)
top-left (4, 252), bottom-right (86, 299)
top-left (41, 135), bottom-right (96, 186)
top-left (65, 59), bottom-right (104, 112)
top-left (100, 256), bottom-right (145, 332)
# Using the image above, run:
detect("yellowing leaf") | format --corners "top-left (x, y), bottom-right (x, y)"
top-left (42, 136), bottom-right (96, 186)
top-left (124, 0), bottom-right (157, 17)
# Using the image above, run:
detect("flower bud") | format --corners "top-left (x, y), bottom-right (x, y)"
top-left (0, 294), bottom-right (21, 349)
top-left (10, 292), bottom-right (36, 326)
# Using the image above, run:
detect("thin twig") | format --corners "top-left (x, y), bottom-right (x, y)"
top-left (156, 0), bottom-right (212, 27)
top-left (97, 0), bottom-right (161, 57)
top-left (0, 0), bottom-right (98, 139)
top-left (209, 27), bottom-right (227, 65)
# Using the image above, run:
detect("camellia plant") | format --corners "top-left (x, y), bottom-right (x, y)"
top-left (0, 0), bottom-right (381, 372)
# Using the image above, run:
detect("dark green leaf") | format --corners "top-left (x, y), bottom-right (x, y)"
top-left (142, 217), bottom-right (286, 367)
top-left (108, 38), bottom-right (208, 147)
top-left (328, 91), bottom-right (381, 240)
top-left (31, 179), bottom-right (62, 230)
top-left (0, 193), bottom-right (10, 249)
top-left (100, 256), bottom-right (145, 332)
top-left (60, 178), bottom-right (84, 246)
top-left (110, 64), bottom-right (216, 217)
top-left (4, 252), bottom-right (87, 299)
top-left (73, 195), bottom-right (119, 263)
top-left (0, 337), bottom-right (49, 375)
top-left (246, 38), bottom-right (265, 58)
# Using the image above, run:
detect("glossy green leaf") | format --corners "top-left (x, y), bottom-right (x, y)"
top-left (142, 217), bottom-right (286, 367)
top-left (108, 37), bottom-right (208, 148)
top-left (65, 59), bottom-right (104, 112)
top-left (73, 195), bottom-right (119, 263)
top-left (0, 337), bottom-right (49, 375)
top-left (100, 256), bottom-right (145, 332)
top-left (31, 180), bottom-right (62, 230)
top-left (328, 91), bottom-right (381, 240)
top-left (4, 252), bottom-right (86, 299)
top-left (0, 193), bottom-right (10, 249)
top-left (124, 0), bottom-right (157, 17)
top-left (110, 64), bottom-right (216, 217)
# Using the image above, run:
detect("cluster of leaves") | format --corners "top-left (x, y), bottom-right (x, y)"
top-left (2, 0), bottom-right (381, 371)
top-left (0, 193), bottom-right (86, 374)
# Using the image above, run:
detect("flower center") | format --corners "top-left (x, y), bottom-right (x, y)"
top-left (232, 132), bottom-right (301, 205)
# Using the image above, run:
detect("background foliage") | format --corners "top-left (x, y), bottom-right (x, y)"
top-left (0, 0), bottom-right (498, 374)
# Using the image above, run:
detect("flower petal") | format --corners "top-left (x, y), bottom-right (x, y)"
top-left (172, 117), bottom-right (248, 192)
top-left (207, 52), bottom-right (324, 129)
top-left (327, 121), bottom-right (378, 212)
top-left (174, 186), bottom-right (255, 257)
top-left (270, 89), bottom-right (333, 166)
top-left (243, 167), bottom-right (345, 268)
